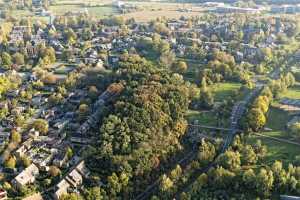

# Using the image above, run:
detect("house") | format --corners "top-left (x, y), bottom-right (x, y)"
top-left (53, 151), bottom-right (68, 168)
top-left (53, 160), bottom-right (90, 200)
top-left (15, 138), bottom-right (33, 158)
top-left (12, 163), bottom-right (39, 189)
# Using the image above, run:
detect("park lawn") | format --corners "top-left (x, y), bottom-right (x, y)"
top-left (210, 82), bottom-right (241, 102)
top-left (247, 135), bottom-right (300, 165)
top-left (279, 84), bottom-right (300, 99)
top-left (265, 106), bottom-right (290, 132)
top-left (185, 110), bottom-right (217, 126)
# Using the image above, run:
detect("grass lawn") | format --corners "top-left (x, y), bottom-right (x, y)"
top-left (279, 83), bottom-right (300, 99)
top-left (265, 106), bottom-right (290, 132)
top-left (210, 82), bottom-right (241, 102)
top-left (185, 110), bottom-right (217, 126)
top-left (247, 135), bottom-right (300, 165)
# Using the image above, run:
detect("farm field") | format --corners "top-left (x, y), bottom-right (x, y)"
top-left (120, 1), bottom-right (204, 22)
top-left (49, 5), bottom-right (118, 18)
top-left (122, 10), bottom-right (202, 22)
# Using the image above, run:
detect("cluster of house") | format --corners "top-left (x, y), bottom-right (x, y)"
top-left (271, 4), bottom-right (300, 13)
top-left (214, 6), bottom-right (263, 14)
top-left (1, 13), bottom-right (299, 198)
top-left (54, 160), bottom-right (90, 200)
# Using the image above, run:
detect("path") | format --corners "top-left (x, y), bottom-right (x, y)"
top-left (254, 132), bottom-right (300, 147)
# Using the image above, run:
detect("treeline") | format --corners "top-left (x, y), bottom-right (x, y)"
top-left (180, 136), bottom-right (300, 199)
top-left (244, 72), bottom-right (295, 132)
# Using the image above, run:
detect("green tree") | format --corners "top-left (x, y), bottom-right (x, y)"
top-left (21, 155), bottom-right (31, 167)
top-left (11, 130), bottom-right (21, 143)
top-left (13, 52), bottom-right (25, 65)
top-left (241, 145), bottom-right (257, 165)
top-left (31, 119), bottom-right (49, 135)
top-left (59, 193), bottom-right (83, 200)
top-left (198, 139), bottom-right (216, 166)
top-left (4, 156), bottom-right (16, 169)
top-left (160, 174), bottom-right (174, 192)
top-left (247, 108), bottom-right (266, 131)
top-left (1, 52), bottom-right (12, 67)
top-left (173, 61), bottom-right (188, 73)
top-left (86, 187), bottom-right (104, 200)
top-left (255, 168), bottom-right (274, 197)
top-left (217, 150), bottom-right (241, 170)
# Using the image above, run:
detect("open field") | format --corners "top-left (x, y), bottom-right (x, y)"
top-left (210, 82), bottom-right (241, 102)
top-left (279, 83), bottom-right (300, 99)
top-left (186, 110), bottom-right (217, 126)
top-left (264, 106), bottom-right (290, 136)
top-left (49, 5), bottom-right (118, 17)
top-left (121, 10), bottom-right (202, 22)
top-left (120, 1), bottom-right (204, 22)
top-left (247, 135), bottom-right (300, 165)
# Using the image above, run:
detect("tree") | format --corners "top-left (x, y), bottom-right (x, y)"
top-left (170, 165), bottom-right (182, 182)
top-left (21, 155), bottom-right (31, 167)
top-left (42, 74), bottom-right (58, 85)
top-left (160, 174), bottom-right (174, 192)
top-left (86, 187), bottom-right (104, 200)
top-left (31, 119), bottom-right (49, 135)
top-left (11, 130), bottom-right (21, 143)
top-left (88, 86), bottom-right (98, 99)
top-left (199, 90), bottom-right (214, 109)
top-left (242, 169), bottom-right (256, 189)
top-left (289, 122), bottom-right (300, 139)
top-left (13, 52), bottom-right (25, 65)
top-left (198, 139), bottom-right (216, 166)
top-left (1, 52), bottom-right (12, 67)
top-left (4, 156), bottom-right (16, 169)
top-left (208, 166), bottom-right (235, 189)
top-left (107, 173), bottom-right (122, 196)
top-left (59, 193), bottom-right (83, 200)
top-left (253, 96), bottom-right (270, 113)
top-left (241, 145), bottom-right (257, 165)
top-left (217, 150), bottom-right (241, 170)
top-left (49, 166), bottom-right (61, 177)
top-left (255, 168), bottom-right (274, 197)
top-left (66, 146), bottom-right (73, 159)
top-left (247, 108), bottom-right (266, 131)
top-left (173, 61), bottom-right (188, 73)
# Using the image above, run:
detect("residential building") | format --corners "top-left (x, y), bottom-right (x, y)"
top-left (12, 164), bottom-right (39, 189)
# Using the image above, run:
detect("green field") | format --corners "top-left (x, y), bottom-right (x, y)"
top-left (49, 5), bottom-right (118, 17)
top-left (185, 110), bottom-right (217, 126)
top-left (264, 106), bottom-right (290, 138)
top-left (246, 104), bottom-right (299, 164)
top-left (247, 135), bottom-right (300, 165)
top-left (279, 83), bottom-right (300, 99)
top-left (210, 82), bottom-right (241, 102)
